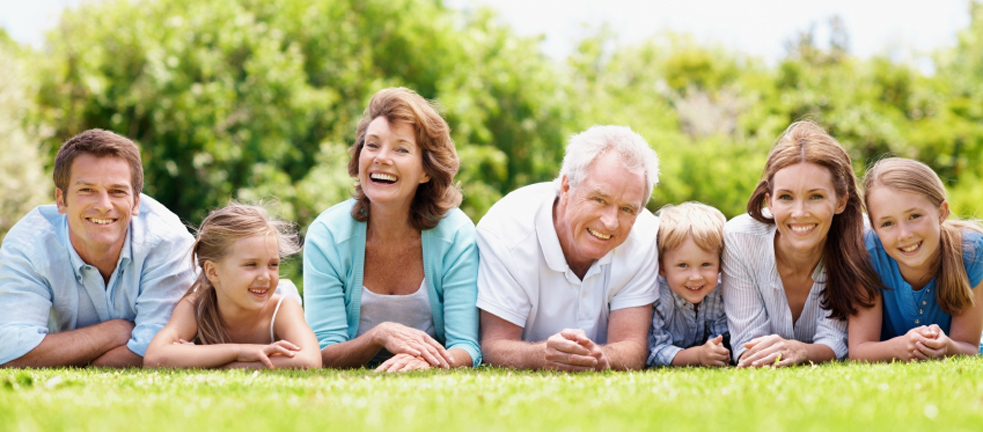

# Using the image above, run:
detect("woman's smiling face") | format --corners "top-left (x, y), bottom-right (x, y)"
top-left (766, 162), bottom-right (847, 257)
top-left (357, 116), bottom-right (430, 211)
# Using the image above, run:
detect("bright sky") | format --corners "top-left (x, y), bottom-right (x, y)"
top-left (1, 0), bottom-right (972, 66)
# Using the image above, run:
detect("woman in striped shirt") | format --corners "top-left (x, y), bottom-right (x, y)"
top-left (722, 121), bottom-right (881, 367)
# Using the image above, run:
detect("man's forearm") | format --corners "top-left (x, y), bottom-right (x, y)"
top-left (599, 339), bottom-right (648, 370)
top-left (482, 338), bottom-right (547, 370)
top-left (2, 319), bottom-right (133, 368)
top-left (90, 345), bottom-right (143, 368)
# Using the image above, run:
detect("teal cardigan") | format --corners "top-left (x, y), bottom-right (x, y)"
top-left (303, 199), bottom-right (481, 367)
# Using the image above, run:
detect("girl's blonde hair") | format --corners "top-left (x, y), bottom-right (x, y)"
top-left (863, 157), bottom-right (983, 315)
top-left (185, 203), bottom-right (301, 344)
top-left (656, 202), bottom-right (726, 259)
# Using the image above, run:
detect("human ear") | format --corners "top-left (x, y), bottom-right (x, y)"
top-left (132, 193), bottom-right (141, 216)
top-left (55, 188), bottom-right (67, 214)
top-left (939, 200), bottom-right (950, 222)
top-left (204, 261), bottom-right (220, 285)
top-left (834, 194), bottom-right (848, 215)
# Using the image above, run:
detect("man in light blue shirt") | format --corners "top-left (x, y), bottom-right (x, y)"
top-left (0, 129), bottom-right (194, 367)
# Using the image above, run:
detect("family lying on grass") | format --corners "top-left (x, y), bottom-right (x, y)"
top-left (1, 87), bottom-right (980, 372)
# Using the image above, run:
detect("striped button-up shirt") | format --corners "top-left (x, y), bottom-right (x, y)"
top-left (721, 214), bottom-right (848, 362)
top-left (647, 276), bottom-right (728, 366)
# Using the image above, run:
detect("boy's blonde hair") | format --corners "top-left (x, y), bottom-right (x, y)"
top-left (656, 202), bottom-right (726, 259)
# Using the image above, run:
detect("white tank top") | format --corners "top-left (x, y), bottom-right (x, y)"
top-left (356, 280), bottom-right (437, 364)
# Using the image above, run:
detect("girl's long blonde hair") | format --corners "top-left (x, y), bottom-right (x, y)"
top-left (863, 157), bottom-right (983, 315)
top-left (185, 203), bottom-right (301, 344)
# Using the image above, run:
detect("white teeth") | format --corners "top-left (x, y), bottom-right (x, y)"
top-left (901, 243), bottom-right (919, 253)
top-left (587, 228), bottom-right (611, 240)
top-left (791, 225), bottom-right (815, 233)
top-left (370, 172), bottom-right (397, 182)
top-left (89, 218), bottom-right (114, 225)
top-left (248, 289), bottom-right (267, 295)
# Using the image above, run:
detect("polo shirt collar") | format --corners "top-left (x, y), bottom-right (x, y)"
top-left (534, 193), bottom-right (613, 275)
top-left (62, 217), bottom-right (134, 281)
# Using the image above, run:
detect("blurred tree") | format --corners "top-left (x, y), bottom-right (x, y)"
top-left (37, 0), bottom-right (568, 227)
top-left (0, 34), bottom-right (51, 240)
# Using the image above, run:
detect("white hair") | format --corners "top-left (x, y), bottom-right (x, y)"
top-left (554, 125), bottom-right (660, 202)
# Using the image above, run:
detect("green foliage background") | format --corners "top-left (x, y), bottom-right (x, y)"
top-left (3, 0), bottom-right (982, 236)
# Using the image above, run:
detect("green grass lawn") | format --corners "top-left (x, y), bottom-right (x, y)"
top-left (3, 358), bottom-right (983, 431)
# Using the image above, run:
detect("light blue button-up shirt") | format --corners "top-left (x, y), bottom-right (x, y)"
top-left (647, 276), bottom-right (728, 367)
top-left (0, 194), bottom-right (194, 364)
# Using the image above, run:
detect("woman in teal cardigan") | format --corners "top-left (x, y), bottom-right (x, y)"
top-left (303, 87), bottom-right (480, 371)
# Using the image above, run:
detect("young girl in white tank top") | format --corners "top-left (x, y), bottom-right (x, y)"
top-left (144, 204), bottom-right (321, 369)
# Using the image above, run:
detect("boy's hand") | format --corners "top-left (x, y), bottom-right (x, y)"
top-left (699, 335), bottom-right (730, 367)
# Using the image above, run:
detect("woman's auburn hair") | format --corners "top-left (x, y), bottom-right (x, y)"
top-left (347, 87), bottom-right (462, 231)
top-left (746, 121), bottom-right (882, 320)
top-left (863, 157), bottom-right (983, 316)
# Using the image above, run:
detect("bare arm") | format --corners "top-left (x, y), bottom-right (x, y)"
top-left (596, 305), bottom-right (652, 370)
top-left (479, 311), bottom-right (550, 369)
top-left (91, 345), bottom-right (143, 368)
top-left (144, 298), bottom-right (305, 369)
top-left (480, 306), bottom-right (653, 371)
top-left (3, 319), bottom-right (134, 368)
top-left (941, 279), bottom-right (983, 357)
top-left (266, 298), bottom-right (321, 369)
top-left (846, 291), bottom-right (917, 362)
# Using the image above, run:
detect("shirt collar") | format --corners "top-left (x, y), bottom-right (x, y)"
top-left (61, 217), bottom-right (134, 279)
top-left (669, 287), bottom-right (696, 312)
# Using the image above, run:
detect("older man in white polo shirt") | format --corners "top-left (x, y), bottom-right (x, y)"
top-left (477, 125), bottom-right (660, 371)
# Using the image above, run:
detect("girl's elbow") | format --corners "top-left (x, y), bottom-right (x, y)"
top-left (142, 351), bottom-right (166, 368)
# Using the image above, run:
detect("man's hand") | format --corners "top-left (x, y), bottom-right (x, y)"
top-left (544, 329), bottom-right (608, 371)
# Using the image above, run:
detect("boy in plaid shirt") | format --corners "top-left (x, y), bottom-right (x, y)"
top-left (647, 202), bottom-right (730, 367)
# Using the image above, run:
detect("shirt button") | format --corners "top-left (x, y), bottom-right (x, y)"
top-left (915, 319), bottom-right (920, 324)
top-left (919, 309), bottom-right (924, 314)
top-left (922, 301), bottom-right (927, 305)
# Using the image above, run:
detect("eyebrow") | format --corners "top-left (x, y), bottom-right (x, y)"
top-left (365, 133), bottom-right (415, 144)
top-left (773, 187), bottom-right (829, 194)
top-left (591, 189), bottom-right (640, 211)
top-left (73, 180), bottom-right (131, 190)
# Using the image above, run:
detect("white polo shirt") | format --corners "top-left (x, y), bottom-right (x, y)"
top-left (476, 182), bottom-right (660, 344)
